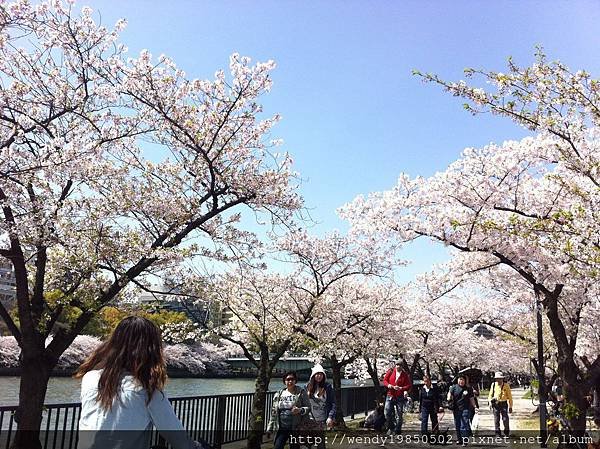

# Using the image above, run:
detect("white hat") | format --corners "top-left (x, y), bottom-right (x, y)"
top-left (311, 364), bottom-right (326, 379)
top-left (494, 371), bottom-right (505, 379)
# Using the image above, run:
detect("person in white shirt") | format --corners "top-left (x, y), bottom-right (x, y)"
top-left (75, 316), bottom-right (200, 449)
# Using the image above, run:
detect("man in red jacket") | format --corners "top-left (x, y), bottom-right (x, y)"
top-left (383, 358), bottom-right (413, 435)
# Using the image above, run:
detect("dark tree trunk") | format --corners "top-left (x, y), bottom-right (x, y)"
top-left (559, 362), bottom-right (589, 438)
top-left (247, 350), bottom-right (271, 449)
top-left (544, 291), bottom-right (594, 437)
top-left (562, 382), bottom-right (588, 437)
top-left (7, 308), bottom-right (90, 449)
top-left (364, 357), bottom-right (380, 390)
top-left (11, 344), bottom-right (51, 449)
top-left (409, 353), bottom-right (420, 380)
top-left (328, 355), bottom-right (346, 428)
top-left (434, 360), bottom-right (447, 380)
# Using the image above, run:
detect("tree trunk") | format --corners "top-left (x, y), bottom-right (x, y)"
top-left (11, 346), bottom-right (51, 449)
top-left (559, 363), bottom-right (589, 438)
top-left (409, 353), bottom-right (420, 380)
top-left (364, 357), bottom-right (380, 390)
top-left (246, 350), bottom-right (271, 449)
top-left (544, 292), bottom-right (592, 437)
top-left (328, 355), bottom-right (346, 428)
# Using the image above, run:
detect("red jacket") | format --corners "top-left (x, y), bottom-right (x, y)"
top-left (383, 368), bottom-right (412, 398)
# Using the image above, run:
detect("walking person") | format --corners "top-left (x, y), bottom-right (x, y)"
top-left (75, 316), bottom-right (200, 449)
top-left (447, 375), bottom-right (478, 446)
top-left (488, 371), bottom-right (513, 437)
top-left (419, 375), bottom-right (442, 436)
top-left (465, 375), bottom-right (480, 423)
top-left (266, 371), bottom-right (310, 449)
top-left (306, 364), bottom-right (336, 448)
top-left (383, 357), bottom-right (412, 435)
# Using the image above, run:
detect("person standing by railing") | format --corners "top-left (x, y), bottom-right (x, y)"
top-left (306, 364), bottom-right (337, 448)
top-left (266, 371), bottom-right (310, 449)
top-left (75, 316), bottom-right (200, 449)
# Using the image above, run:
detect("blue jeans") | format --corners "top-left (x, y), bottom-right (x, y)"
top-left (420, 407), bottom-right (439, 434)
top-left (452, 409), bottom-right (472, 443)
top-left (274, 429), bottom-right (299, 449)
top-left (384, 396), bottom-right (405, 434)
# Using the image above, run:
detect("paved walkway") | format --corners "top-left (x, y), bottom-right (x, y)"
top-left (223, 388), bottom-right (598, 448)
top-left (225, 387), bottom-right (546, 449)
top-left (476, 386), bottom-right (538, 433)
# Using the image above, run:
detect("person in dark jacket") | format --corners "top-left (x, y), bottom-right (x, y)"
top-left (465, 375), bottom-right (480, 423)
top-left (418, 375), bottom-right (442, 435)
top-left (306, 364), bottom-right (337, 449)
top-left (447, 375), bottom-right (478, 446)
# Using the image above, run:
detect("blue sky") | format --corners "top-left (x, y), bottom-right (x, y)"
top-left (80, 0), bottom-right (600, 280)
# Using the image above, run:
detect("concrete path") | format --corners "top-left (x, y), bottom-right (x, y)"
top-left (476, 386), bottom-right (538, 434)
top-left (223, 387), bottom-right (549, 449)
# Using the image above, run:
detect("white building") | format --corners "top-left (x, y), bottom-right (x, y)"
top-left (0, 259), bottom-right (16, 306)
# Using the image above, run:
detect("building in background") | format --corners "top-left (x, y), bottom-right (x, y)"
top-left (138, 285), bottom-right (212, 325)
top-left (0, 259), bottom-right (15, 307)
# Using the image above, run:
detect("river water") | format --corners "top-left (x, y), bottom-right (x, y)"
top-left (0, 376), bottom-right (357, 406)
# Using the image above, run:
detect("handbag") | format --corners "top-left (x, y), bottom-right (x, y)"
top-left (296, 414), bottom-right (322, 434)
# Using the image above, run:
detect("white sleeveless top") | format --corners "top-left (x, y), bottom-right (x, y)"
top-left (78, 369), bottom-right (196, 449)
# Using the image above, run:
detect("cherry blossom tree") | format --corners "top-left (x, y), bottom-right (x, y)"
top-left (0, 2), bottom-right (300, 447)
top-left (345, 279), bottom-right (531, 389)
top-left (303, 280), bottom-right (397, 427)
top-left (342, 50), bottom-right (600, 434)
top-left (278, 230), bottom-right (394, 428)
top-left (346, 295), bottom-right (409, 389)
top-left (206, 270), bottom-right (312, 449)
top-left (175, 229), bottom-right (393, 449)
top-left (409, 262), bottom-right (537, 376)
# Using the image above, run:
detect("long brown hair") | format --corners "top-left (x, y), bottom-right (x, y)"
top-left (75, 316), bottom-right (167, 411)
top-left (307, 373), bottom-right (326, 397)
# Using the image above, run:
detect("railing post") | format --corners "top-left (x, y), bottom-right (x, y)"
top-left (214, 395), bottom-right (227, 449)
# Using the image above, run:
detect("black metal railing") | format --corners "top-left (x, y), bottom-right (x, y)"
top-left (0, 385), bottom-right (377, 449)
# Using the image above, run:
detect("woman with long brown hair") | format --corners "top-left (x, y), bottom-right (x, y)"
top-left (305, 364), bottom-right (336, 449)
top-left (76, 316), bottom-right (198, 449)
